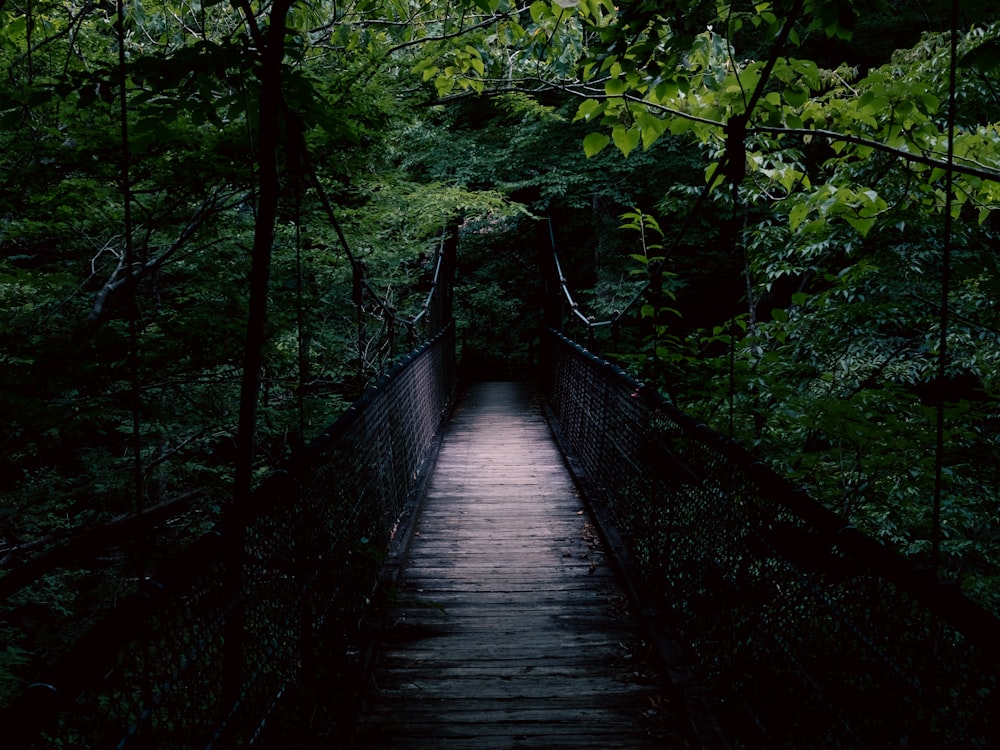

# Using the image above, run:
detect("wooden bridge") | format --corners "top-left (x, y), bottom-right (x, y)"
top-left (352, 381), bottom-right (691, 748)
top-left (4, 324), bottom-right (998, 749)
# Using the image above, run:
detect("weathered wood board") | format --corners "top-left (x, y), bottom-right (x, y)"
top-left (351, 382), bottom-right (693, 749)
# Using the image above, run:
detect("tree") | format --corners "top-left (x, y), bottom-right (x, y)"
top-left (413, 0), bottom-right (1000, 605)
top-left (4, 0), bottom-right (1000, 707)
top-left (561, 1), bottom-right (1000, 604)
top-left (0, 0), bottom-right (527, 701)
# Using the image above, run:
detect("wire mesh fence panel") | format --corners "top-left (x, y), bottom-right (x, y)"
top-left (542, 327), bottom-right (999, 750)
top-left (5, 324), bottom-right (455, 749)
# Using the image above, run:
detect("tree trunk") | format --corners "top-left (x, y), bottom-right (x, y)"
top-left (226, 0), bottom-right (294, 711)
top-left (233, 0), bottom-right (293, 507)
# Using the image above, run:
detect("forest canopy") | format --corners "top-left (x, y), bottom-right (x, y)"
top-left (1, 0), bottom-right (999, 704)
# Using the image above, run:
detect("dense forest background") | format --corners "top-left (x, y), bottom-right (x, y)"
top-left (2, 0), bottom-right (999, 705)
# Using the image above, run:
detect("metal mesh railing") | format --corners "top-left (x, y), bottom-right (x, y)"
top-left (541, 327), bottom-right (999, 749)
top-left (6, 323), bottom-right (455, 749)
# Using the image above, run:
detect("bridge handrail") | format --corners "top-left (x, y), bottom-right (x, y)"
top-left (541, 326), bottom-right (999, 748)
top-left (5, 322), bottom-right (456, 749)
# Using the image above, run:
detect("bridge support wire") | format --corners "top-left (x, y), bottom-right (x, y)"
top-left (541, 326), bottom-right (1000, 749)
top-left (3, 325), bottom-right (457, 749)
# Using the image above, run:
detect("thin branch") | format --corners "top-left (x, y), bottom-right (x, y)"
top-left (462, 72), bottom-right (1000, 186)
top-left (7, 0), bottom-right (94, 83)
top-left (232, 0), bottom-right (265, 48)
top-left (0, 490), bottom-right (203, 601)
top-left (564, 78), bottom-right (1000, 184)
top-left (87, 190), bottom-right (247, 323)
top-left (383, 10), bottom-right (516, 58)
top-left (143, 433), bottom-right (205, 474)
top-left (909, 293), bottom-right (1000, 336)
top-left (750, 124), bottom-right (1000, 183)
top-left (140, 375), bottom-right (242, 390)
top-left (523, 79), bottom-right (729, 128)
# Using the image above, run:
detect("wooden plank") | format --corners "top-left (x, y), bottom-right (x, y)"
top-left (352, 382), bottom-right (695, 749)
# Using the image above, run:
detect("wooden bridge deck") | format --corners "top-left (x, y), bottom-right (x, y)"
top-left (351, 382), bottom-right (693, 749)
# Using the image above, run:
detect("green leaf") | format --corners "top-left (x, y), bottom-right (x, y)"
top-left (789, 202), bottom-right (809, 231)
top-left (784, 85), bottom-right (808, 108)
top-left (652, 80), bottom-right (678, 102)
top-left (844, 214), bottom-right (876, 236)
top-left (605, 78), bottom-right (626, 97)
top-left (959, 39), bottom-right (1000, 72)
top-left (434, 75), bottom-right (455, 96)
top-left (612, 124), bottom-right (640, 158)
top-left (669, 118), bottom-right (692, 135)
top-left (2, 15), bottom-right (27, 40)
top-left (636, 111), bottom-right (667, 150)
top-left (792, 58), bottom-right (820, 88)
top-left (574, 99), bottom-right (605, 122)
top-left (582, 132), bottom-right (610, 157)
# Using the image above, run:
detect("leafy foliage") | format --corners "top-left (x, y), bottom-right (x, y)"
top-left (0, 0), bottom-right (528, 703)
top-left (3, 0), bottom-right (1000, 713)
top-left (564, 3), bottom-right (1000, 609)
top-left (411, 0), bottom-right (1000, 610)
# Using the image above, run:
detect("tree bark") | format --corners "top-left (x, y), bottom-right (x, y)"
top-left (232, 0), bottom-right (294, 507)
top-left (225, 0), bottom-right (294, 710)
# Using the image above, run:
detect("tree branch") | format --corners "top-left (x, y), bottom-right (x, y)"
top-left (0, 491), bottom-right (202, 601)
top-left (750, 124), bottom-right (1000, 184)
top-left (232, 0), bottom-right (265, 48)
top-left (6, 0), bottom-right (94, 84)
top-left (87, 190), bottom-right (246, 323)
top-left (483, 77), bottom-right (1000, 185)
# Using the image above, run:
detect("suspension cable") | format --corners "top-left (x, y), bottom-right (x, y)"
top-left (729, 176), bottom-right (740, 439)
top-left (294, 173), bottom-right (306, 445)
top-left (116, 0), bottom-right (143, 516)
top-left (553, 0), bottom-right (805, 336)
top-left (409, 226), bottom-right (450, 332)
top-left (933, 0), bottom-right (961, 581)
top-left (303, 156), bottom-right (448, 335)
